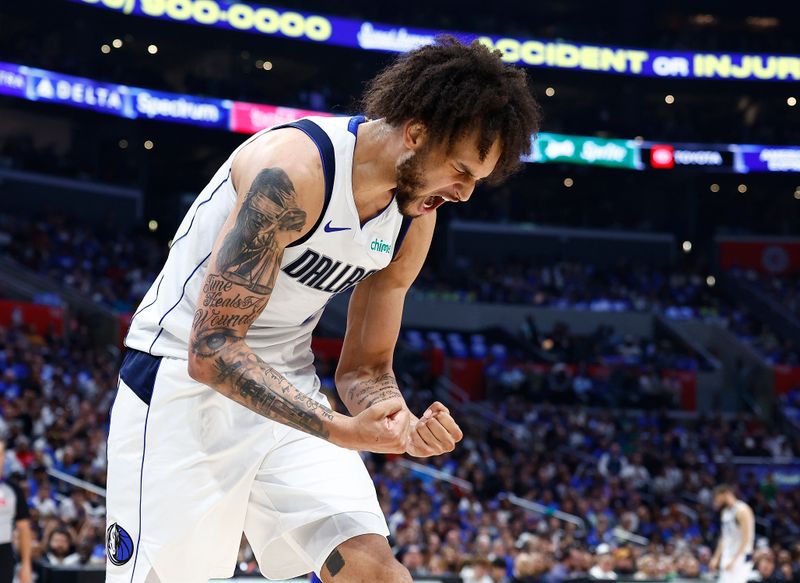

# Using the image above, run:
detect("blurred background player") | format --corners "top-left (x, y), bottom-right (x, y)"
top-left (0, 441), bottom-right (32, 583)
top-left (711, 484), bottom-right (755, 583)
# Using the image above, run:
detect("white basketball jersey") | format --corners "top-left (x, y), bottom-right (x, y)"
top-left (125, 115), bottom-right (410, 389)
top-left (720, 500), bottom-right (753, 562)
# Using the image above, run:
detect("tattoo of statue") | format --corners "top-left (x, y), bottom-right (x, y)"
top-left (216, 167), bottom-right (306, 294)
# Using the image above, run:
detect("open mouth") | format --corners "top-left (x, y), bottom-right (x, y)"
top-left (421, 195), bottom-right (446, 212)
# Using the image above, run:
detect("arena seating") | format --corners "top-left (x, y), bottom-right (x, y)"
top-left (1, 319), bottom-right (798, 579)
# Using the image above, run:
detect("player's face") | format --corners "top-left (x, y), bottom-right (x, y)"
top-left (394, 130), bottom-right (502, 218)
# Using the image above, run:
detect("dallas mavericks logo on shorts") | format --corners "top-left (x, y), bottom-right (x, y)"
top-left (106, 522), bottom-right (134, 566)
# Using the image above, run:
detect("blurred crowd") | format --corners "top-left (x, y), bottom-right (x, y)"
top-left (0, 321), bottom-right (115, 566)
top-left (2, 317), bottom-right (799, 579)
top-left (5, 209), bottom-right (800, 374)
top-left (412, 260), bottom-right (728, 318)
top-left (412, 259), bottom-right (800, 366)
top-left (780, 390), bottom-right (800, 431)
top-left (3, 210), bottom-right (800, 371)
top-left (726, 270), bottom-right (800, 366)
top-left (0, 213), bottom-right (164, 313)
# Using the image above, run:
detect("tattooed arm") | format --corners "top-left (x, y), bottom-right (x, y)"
top-left (188, 133), bottom-right (409, 453)
top-left (336, 214), bottom-right (463, 457)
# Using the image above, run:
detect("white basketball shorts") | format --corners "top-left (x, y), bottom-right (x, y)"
top-left (105, 349), bottom-right (388, 583)
top-left (718, 557), bottom-right (753, 583)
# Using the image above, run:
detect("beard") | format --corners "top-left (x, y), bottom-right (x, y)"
top-left (394, 147), bottom-right (429, 218)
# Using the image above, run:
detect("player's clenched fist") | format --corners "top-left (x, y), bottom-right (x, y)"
top-left (331, 398), bottom-right (412, 454)
top-left (406, 401), bottom-right (463, 458)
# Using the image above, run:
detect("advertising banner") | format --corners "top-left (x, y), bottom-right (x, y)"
top-left (773, 364), bottom-right (800, 395)
top-left (528, 133), bottom-right (641, 170)
top-left (718, 238), bottom-right (800, 275)
top-left (0, 62), bottom-right (27, 99)
top-left (23, 66), bottom-right (135, 118)
top-left (740, 146), bottom-right (800, 172)
top-left (66, 0), bottom-right (800, 82)
top-left (131, 88), bottom-right (231, 129)
top-left (644, 144), bottom-right (735, 171)
top-left (0, 300), bottom-right (65, 336)
top-left (737, 463), bottom-right (800, 491)
top-left (230, 101), bottom-right (331, 133)
top-left (1, 60), bottom-right (798, 173)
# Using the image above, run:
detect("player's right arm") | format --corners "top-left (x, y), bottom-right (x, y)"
top-left (710, 535), bottom-right (723, 570)
top-left (187, 131), bottom-right (407, 454)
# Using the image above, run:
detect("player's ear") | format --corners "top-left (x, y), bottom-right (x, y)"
top-left (402, 120), bottom-right (427, 151)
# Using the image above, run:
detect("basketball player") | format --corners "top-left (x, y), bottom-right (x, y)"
top-left (710, 484), bottom-right (755, 583)
top-left (0, 442), bottom-right (32, 583)
top-left (108, 37), bottom-right (540, 583)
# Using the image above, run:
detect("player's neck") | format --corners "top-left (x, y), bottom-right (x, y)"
top-left (351, 119), bottom-right (405, 223)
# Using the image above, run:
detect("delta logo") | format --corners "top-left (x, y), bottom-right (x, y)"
top-left (650, 145), bottom-right (675, 169)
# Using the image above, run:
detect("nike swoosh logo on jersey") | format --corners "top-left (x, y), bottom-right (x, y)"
top-left (324, 221), bottom-right (351, 233)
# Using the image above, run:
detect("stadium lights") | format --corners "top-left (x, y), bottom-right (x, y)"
top-left (144, 140), bottom-right (154, 150)
top-left (665, 95), bottom-right (675, 104)
top-left (148, 44), bottom-right (158, 54)
top-left (746, 16), bottom-right (779, 28)
top-left (148, 220), bottom-right (158, 232)
top-left (563, 177), bottom-right (574, 187)
top-left (682, 240), bottom-right (692, 253)
top-left (706, 275), bottom-right (716, 287)
top-left (794, 187), bottom-right (800, 199)
top-left (263, 61), bottom-right (273, 71)
top-left (100, 44), bottom-right (111, 54)
top-left (710, 183), bottom-right (720, 192)
top-left (118, 139), bottom-right (128, 149)
top-left (691, 14), bottom-right (717, 26)
top-left (738, 184), bottom-right (748, 193)
top-left (112, 39), bottom-right (123, 49)
top-left (545, 87), bottom-right (555, 97)
top-left (789, 97), bottom-right (797, 107)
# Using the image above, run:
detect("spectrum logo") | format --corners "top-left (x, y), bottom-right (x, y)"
top-left (650, 144), bottom-right (675, 169)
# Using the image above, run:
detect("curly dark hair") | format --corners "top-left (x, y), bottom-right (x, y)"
top-left (361, 36), bottom-right (542, 183)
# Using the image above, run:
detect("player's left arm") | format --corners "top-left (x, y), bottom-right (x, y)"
top-left (726, 504), bottom-right (755, 569)
top-left (13, 481), bottom-right (32, 583)
top-left (15, 518), bottom-right (32, 583)
top-left (335, 212), bottom-right (463, 457)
